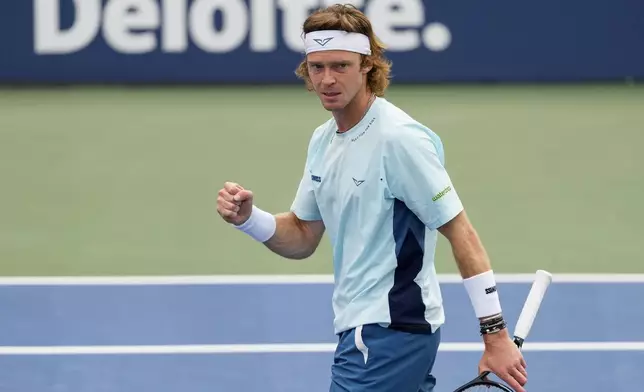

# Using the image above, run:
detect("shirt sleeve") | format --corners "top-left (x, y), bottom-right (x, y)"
top-left (289, 130), bottom-right (323, 221)
top-left (383, 123), bottom-right (464, 230)
top-left (290, 163), bottom-right (322, 221)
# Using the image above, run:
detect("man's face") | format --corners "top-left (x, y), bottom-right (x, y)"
top-left (306, 51), bottom-right (368, 111)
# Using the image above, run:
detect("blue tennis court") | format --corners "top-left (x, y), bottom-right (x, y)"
top-left (0, 275), bottom-right (642, 391)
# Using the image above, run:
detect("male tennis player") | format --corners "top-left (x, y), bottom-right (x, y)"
top-left (217, 4), bottom-right (527, 392)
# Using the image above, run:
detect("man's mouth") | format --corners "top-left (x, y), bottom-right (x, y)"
top-left (323, 92), bottom-right (341, 97)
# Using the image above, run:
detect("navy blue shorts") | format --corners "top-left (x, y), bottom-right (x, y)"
top-left (330, 324), bottom-right (441, 392)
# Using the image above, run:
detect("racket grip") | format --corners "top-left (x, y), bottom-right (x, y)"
top-left (513, 270), bottom-right (553, 341)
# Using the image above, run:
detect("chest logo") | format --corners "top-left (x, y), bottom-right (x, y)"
top-left (353, 178), bottom-right (365, 186)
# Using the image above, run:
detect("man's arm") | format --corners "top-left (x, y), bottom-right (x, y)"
top-left (437, 210), bottom-right (492, 280)
top-left (263, 212), bottom-right (325, 260)
top-left (438, 210), bottom-right (503, 324)
top-left (216, 182), bottom-right (325, 260)
top-left (439, 210), bottom-right (528, 392)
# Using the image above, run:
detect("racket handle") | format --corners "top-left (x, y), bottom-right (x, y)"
top-left (513, 270), bottom-right (553, 341)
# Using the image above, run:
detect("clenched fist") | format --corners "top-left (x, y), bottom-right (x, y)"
top-left (217, 182), bottom-right (254, 226)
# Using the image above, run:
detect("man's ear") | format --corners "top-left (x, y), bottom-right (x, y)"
top-left (361, 56), bottom-right (373, 74)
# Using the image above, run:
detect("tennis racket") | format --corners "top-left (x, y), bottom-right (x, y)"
top-left (452, 269), bottom-right (553, 392)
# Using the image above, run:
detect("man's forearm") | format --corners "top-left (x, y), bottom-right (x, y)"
top-left (439, 212), bottom-right (503, 323)
top-left (448, 224), bottom-right (503, 322)
top-left (262, 212), bottom-right (324, 260)
top-left (448, 222), bottom-right (493, 280)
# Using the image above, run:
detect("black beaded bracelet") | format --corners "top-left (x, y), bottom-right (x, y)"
top-left (480, 319), bottom-right (507, 335)
top-left (479, 315), bottom-right (507, 335)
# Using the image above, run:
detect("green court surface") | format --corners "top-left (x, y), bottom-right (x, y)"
top-left (0, 84), bottom-right (642, 276)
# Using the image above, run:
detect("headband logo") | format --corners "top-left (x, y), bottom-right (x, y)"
top-left (313, 37), bottom-right (334, 46)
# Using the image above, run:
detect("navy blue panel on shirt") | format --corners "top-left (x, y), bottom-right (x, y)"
top-left (388, 199), bottom-right (431, 333)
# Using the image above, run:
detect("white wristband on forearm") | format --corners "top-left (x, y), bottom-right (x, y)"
top-left (233, 205), bottom-right (276, 243)
top-left (463, 270), bottom-right (502, 319)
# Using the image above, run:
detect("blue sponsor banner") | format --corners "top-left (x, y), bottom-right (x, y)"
top-left (1, 0), bottom-right (643, 84)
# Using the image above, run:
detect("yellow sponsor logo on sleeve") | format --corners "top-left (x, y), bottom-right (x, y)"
top-left (432, 186), bottom-right (452, 202)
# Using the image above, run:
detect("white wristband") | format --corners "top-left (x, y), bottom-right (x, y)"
top-left (463, 270), bottom-right (502, 319)
top-left (233, 205), bottom-right (276, 243)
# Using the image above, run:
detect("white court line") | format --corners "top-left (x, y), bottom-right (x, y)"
top-left (1, 342), bottom-right (643, 355)
top-left (0, 274), bottom-right (643, 285)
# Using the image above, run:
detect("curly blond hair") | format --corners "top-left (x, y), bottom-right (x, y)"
top-left (295, 4), bottom-right (392, 96)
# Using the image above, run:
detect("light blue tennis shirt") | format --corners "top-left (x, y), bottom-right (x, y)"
top-left (290, 97), bottom-right (464, 335)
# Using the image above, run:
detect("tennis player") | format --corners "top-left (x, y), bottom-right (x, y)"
top-left (217, 4), bottom-right (527, 392)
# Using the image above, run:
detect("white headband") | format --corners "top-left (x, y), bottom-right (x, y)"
top-left (304, 30), bottom-right (371, 55)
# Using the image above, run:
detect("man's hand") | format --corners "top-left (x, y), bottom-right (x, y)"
top-left (216, 181), bottom-right (254, 226)
top-left (479, 329), bottom-right (528, 392)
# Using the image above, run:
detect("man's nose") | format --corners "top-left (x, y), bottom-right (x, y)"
top-left (321, 69), bottom-right (336, 86)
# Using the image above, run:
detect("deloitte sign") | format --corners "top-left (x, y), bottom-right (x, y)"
top-left (34, 0), bottom-right (452, 55)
